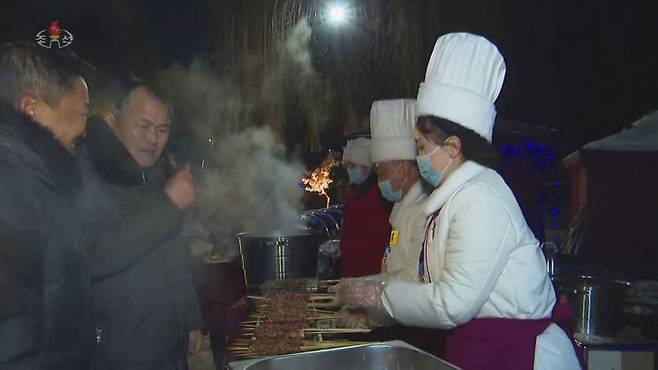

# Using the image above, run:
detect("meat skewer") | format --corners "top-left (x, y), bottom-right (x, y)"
top-left (232, 281), bottom-right (371, 358)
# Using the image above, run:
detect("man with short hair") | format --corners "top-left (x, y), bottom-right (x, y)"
top-left (75, 79), bottom-right (202, 370)
top-left (0, 42), bottom-right (93, 369)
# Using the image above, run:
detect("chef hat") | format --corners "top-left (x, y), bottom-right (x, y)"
top-left (342, 138), bottom-right (372, 167)
top-left (370, 99), bottom-right (417, 162)
top-left (416, 32), bottom-right (506, 142)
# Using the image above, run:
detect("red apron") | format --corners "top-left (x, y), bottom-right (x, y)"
top-left (445, 300), bottom-right (582, 370)
top-left (446, 317), bottom-right (550, 370)
top-left (420, 212), bottom-right (582, 369)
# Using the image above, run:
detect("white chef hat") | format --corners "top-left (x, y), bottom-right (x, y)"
top-left (342, 138), bottom-right (372, 167)
top-left (416, 32), bottom-right (506, 142)
top-left (370, 99), bottom-right (417, 162)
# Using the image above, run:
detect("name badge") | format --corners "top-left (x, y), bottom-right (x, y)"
top-left (390, 229), bottom-right (400, 247)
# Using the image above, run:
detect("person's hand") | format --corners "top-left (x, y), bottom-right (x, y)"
top-left (164, 164), bottom-right (196, 210)
top-left (329, 277), bottom-right (384, 310)
top-left (337, 307), bottom-right (369, 329)
top-left (329, 276), bottom-right (395, 327)
top-left (188, 330), bottom-right (202, 354)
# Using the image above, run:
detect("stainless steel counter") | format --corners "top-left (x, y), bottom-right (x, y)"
top-left (227, 340), bottom-right (460, 370)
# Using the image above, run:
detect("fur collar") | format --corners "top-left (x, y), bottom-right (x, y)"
top-left (424, 161), bottom-right (487, 215)
top-left (0, 103), bottom-right (78, 190)
top-left (81, 116), bottom-right (169, 187)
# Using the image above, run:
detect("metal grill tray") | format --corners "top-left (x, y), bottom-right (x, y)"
top-left (228, 340), bottom-right (460, 370)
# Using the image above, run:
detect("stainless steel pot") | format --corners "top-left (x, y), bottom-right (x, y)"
top-left (237, 229), bottom-right (321, 291)
top-left (556, 274), bottom-right (632, 338)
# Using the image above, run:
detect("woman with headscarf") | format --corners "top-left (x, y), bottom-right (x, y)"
top-left (332, 33), bottom-right (581, 370)
top-left (338, 137), bottom-right (393, 278)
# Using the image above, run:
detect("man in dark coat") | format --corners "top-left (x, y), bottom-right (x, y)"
top-left (75, 81), bottom-right (202, 370)
top-left (0, 43), bottom-right (93, 369)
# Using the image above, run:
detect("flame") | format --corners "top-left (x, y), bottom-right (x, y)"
top-left (48, 20), bottom-right (62, 41)
top-left (301, 152), bottom-right (340, 208)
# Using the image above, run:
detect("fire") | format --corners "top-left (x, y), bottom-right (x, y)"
top-left (48, 20), bottom-right (62, 41)
top-left (301, 152), bottom-right (340, 208)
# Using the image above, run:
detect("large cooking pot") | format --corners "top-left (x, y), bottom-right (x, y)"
top-left (237, 229), bottom-right (322, 291)
top-left (555, 274), bottom-right (632, 337)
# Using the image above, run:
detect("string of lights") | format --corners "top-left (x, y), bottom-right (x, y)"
top-left (500, 141), bottom-right (562, 243)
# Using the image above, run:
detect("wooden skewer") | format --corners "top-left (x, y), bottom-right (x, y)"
top-left (311, 308), bottom-right (336, 314)
top-left (303, 328), bottom-right (371, 333)
top-left (301, 341), bottom-right (372, 349)
top-left (242, 313), bottom-right (341, 323)
top-left (240, 326), bottom-right (370, 333)
top-left (231, 340), bottom-right (253, 344)
top-left (248, 293), bottom-right (335, 301)
top-left (254, 304), bottom-right (328, 310)
top-left (229, 342), bottom-right (376, 358)
top-left (308, 293), bottom-right (336, 300)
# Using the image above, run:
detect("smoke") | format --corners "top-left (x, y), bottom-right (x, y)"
top-left (158, 58), bottom-right (254, 139)
top-left (261, 19), bottom-right (334, 152)
top-left (155, 20), bottom-right (332, 257)
top-left (283, 20), bottom-right (314, 77)
top-left (195, 127), bottom-right (306, 255)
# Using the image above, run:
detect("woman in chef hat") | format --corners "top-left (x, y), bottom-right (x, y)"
top-left (333, 33), bottom-right (581, 370)
top-left (339, 137), bottom-right (393, 278)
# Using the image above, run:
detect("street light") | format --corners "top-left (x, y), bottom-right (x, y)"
top-left (327, 3), bottom-right (348, 25)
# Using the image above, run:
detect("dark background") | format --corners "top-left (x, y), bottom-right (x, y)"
top-left (1, 0), bottom-right (657, 154)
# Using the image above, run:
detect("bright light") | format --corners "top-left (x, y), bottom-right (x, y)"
top-left (327, 4), bottom-right (347, 24)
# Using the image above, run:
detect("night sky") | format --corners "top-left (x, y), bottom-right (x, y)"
top-left (1, 0), bottom-right (657, 154)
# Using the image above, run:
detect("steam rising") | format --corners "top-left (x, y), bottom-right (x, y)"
top-left (157, 20), bottom-right (330, 257)
top-left (195, 127), bottom-right (306, 255)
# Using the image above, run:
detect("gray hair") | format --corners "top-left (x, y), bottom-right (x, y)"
top-left (0, 42), bottom-right (93, 107)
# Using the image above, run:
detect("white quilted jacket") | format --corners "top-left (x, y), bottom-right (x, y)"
top-left (382, 161), bottom-right (580, 370)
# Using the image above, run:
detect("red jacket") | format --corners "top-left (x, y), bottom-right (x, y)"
top-left (339, 182), bottom-right (393, 277)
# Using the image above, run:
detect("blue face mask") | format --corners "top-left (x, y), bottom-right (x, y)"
top-left (347, 168), bottom-right (367, 185)
top-left (416, 146), bottom-right (453, 187)
top-left (378, 180), bottom-right (402, 202)
top-left (378, 163), bottom-right (405, 202)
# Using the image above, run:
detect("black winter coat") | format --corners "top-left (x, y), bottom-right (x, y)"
top-left (74, 117), bottom-right (202, 370)
top-left (0, 105), bottom-right (92, 370)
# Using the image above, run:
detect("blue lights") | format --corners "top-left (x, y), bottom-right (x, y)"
top-left (500, 140), bottom-right (562, 238)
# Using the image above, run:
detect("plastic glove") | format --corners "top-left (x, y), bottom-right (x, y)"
top-left (330, 276), bottom-right (397, 327)
top-left (337, 307), bottom-right (369, 329)
top-left (329, 276), bottom-right (380, 308)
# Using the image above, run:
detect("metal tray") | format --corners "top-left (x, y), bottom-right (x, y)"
top-left (227, 340), bottom-right (460, 370)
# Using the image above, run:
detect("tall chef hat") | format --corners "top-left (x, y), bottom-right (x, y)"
top-left (370, 99), bottom-right (417, 162)
top-left (416, 32), bottom-right (506, 142)
top-left (342, 137), bottom-right (371, 167)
